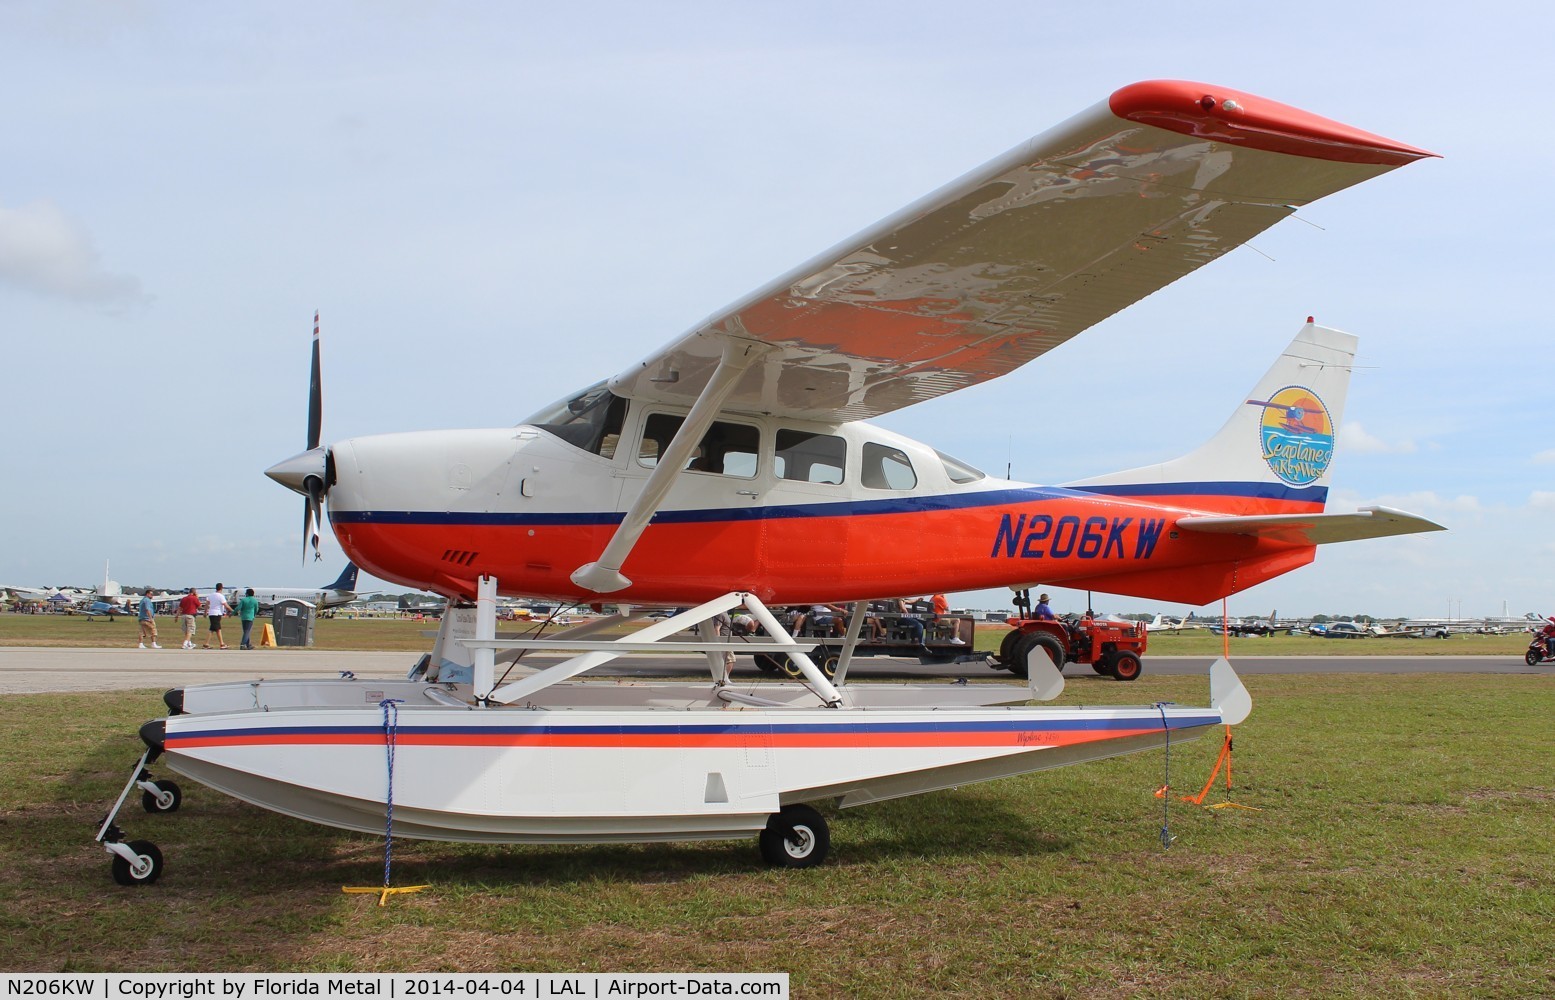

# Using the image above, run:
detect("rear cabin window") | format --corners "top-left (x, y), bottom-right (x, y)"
top-left (775, 430), bottom-right (846, 485)
top-left (861, 442), bottom-right (917, 490)
top-left (638, 414), bottom-right (759, 478)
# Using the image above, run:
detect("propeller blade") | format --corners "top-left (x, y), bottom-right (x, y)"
top-left (303, 477), bottom-right (325, 563)
top-left (301, 498), bottom-right (315, 565)
top-left (307, 311), bottom-right (322, 451)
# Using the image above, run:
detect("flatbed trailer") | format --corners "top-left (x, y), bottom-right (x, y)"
top-left (751, 614), bottom-right (984, 678)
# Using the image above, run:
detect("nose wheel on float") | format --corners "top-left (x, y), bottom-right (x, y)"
top-left (94, 725), bottom-right (180, 886)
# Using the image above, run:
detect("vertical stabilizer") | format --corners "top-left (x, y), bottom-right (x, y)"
top-left (100, 560), bottom-right (121, 598)
top-left (1065, 321), bottom-right (1355, 508)
top-left (324, 562), bottom-right (359, 593)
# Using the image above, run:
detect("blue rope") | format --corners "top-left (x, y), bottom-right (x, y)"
top-left (1157, 702), bottom-right (1175, 850)
top-left (379, 698), bottom-right (405, 888)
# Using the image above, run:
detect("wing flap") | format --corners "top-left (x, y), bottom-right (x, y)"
top-left (1176, 505), bottom-right (1446, 546)
top-left (609, 81), bottom-right (1432, 423)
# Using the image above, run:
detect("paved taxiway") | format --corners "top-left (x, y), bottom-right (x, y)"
top-left (0, 646), bottom-right (1542, 695)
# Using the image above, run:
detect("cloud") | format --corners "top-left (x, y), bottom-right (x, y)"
top-left (1533, 449), bottom-right (1555, 465)
top-left (1530, 492), bottom-right (1555, 512)
top-left (0, 199), bottom-right (144, 305)
top-left (1340, 421), bottom-right (1417, 455)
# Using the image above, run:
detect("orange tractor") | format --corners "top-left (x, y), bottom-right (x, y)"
top-left (993, 590), bottom-right (1148, 681)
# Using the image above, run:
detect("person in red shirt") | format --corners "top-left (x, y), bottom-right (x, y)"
top-left (1540, 617), bottom-right (1555, 659)
top-left (177, 587), bottom-right (201, 650)
top-left (929, 594), bottom-right (965, 645)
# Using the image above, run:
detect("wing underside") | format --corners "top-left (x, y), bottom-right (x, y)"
top-left (608, 80), bottom-right (1432, 423)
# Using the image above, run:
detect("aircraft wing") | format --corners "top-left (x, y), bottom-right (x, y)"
top-left (608, 80), bottom-right (1433, 423)
top-left (1176, 505), bottom-right (1445, 546)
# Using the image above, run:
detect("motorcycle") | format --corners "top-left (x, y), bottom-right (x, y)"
top-left (1525, 635), bottom-right (1555, 666)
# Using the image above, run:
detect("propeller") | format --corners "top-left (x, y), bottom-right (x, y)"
top-left (303, 312), bottom-right (324, 562)
top-left (266, 312), bottom-right (331, 563)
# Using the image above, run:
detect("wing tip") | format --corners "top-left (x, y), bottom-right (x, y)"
top-left (1108, 80), bottom-right (1439, 166)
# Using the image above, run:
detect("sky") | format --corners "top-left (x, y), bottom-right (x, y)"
top-left (2, 1), bottom-right (1550, 620)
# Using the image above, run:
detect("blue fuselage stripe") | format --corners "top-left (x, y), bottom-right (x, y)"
top-left (329, 482), bottom-right (1325, 528)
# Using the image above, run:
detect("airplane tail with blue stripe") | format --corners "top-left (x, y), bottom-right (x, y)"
top-left (324, 562), bottom-right (359, 593)
top-left (1065, 320), bottom-right (1354, 513)
top-left (1066, 320), bottom-right (1443, 546)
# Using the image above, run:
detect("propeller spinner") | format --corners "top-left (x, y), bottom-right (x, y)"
top-left (265, 312), bottom-right (331, 562)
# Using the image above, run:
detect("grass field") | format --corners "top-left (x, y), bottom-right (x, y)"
top-left (2, 674), bottom-right (1553, 995)
top-left (0, 612), bottom-right (1534, 657)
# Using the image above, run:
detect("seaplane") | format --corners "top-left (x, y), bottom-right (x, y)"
top-left (98, 80), bottom-right (1444, 886)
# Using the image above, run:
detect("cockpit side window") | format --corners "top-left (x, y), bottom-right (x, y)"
top-left (524, 384), bottom-right (628, 458)
top-left (862, 442), bottom-right (917, 490)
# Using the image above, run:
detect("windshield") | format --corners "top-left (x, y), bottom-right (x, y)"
top-left (523, 383), bottom-right (627, 457)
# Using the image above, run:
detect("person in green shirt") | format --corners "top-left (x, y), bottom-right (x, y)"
top-left (237, 588), bottom-right (261, 649)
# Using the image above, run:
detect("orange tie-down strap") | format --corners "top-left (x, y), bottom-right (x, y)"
top-left (1155, 726), bottom-right (1262, 811)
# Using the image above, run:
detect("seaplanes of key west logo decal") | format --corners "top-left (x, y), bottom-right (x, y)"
top-left (1248, 386), bottom-right (1334, 486)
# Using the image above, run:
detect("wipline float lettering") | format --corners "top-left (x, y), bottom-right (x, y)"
top-left (990, 514), bottom-right (1166, 560)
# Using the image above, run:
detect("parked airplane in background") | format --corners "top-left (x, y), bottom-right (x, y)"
top-left (1394, 614), bottom-right (1543, 638)
top-left (397, 594), bottom-right (448, 616)
top-left (2, 586), bottom-right (59, 609)
top-left (1143, 614), bottom-right (1207, 634)
top-left (242, 563), bottom-right (360, 610)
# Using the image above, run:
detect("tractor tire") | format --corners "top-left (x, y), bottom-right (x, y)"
top-left (1110, 651), bottom-right (1143, 682)
top-left (995, 629), bottom-right (1022, 672)
top-left (1008, 632), bottom-right (1064, 679)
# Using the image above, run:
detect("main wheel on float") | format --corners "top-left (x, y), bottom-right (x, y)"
top-left (1006, 632), bottom-right (1064, 679)
top-left (758, 804), bottom-right (830, 868)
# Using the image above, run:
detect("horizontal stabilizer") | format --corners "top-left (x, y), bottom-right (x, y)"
top-left (1176, 505), bottom-right (1444, 546)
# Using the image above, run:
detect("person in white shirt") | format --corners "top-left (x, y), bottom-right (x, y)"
top-left (204, 582), bottom-right (232, 649)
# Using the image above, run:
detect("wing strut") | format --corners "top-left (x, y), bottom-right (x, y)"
top-left (571, 337), bottom-right (771, 594)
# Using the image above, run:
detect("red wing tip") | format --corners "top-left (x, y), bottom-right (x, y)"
top-left (1109, 80), bottom-right (1438, 166)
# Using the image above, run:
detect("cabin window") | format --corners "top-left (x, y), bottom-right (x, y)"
top-left (638, 414), bottom-right (759, 478)
top-left (775, 430), bottom-right (846, 485)
top-left (936, 449), bottom-right (985, 484)
top-left (861, 443), bottom-right (917, 490)
top-left (524, 383), bottom-right (627, 458)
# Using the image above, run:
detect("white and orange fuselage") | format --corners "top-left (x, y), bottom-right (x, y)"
top-left (326, 323), bottom-right (1364, 609)
top-left (329, 431), bottom-right (1321, 608)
